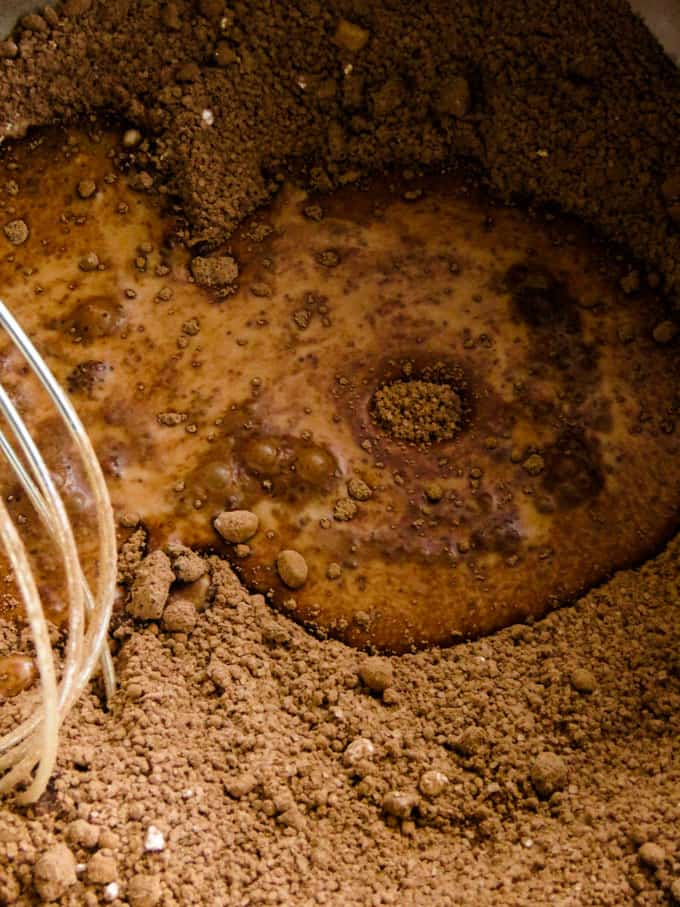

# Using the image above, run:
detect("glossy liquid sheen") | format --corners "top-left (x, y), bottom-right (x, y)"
top-left (0, 128), bottom-right (678, 651)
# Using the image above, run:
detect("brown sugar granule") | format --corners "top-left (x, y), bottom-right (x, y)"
top-left (127, 874), bottom-right (162, 907)
top-left (304, 204), bottom-right (324, 222)
top-left (85, 851), bottom-right (118, 885)
top-left (652, 320), bottom-right (678, 344)
top-left (21, 13), bottom-right (49, 34)
top-left (0, 40), bottom-right (18, 60)
top-left (424, 481), bottom-right (444, 503)
top-left (620, 269), bottom-right (641, 295)
top-left (419, 770), bottom-right (449, 798)
top-left (347, 477), bottom-right (372, 501)
top-left (122, 128), bottom-right (142, 148)
top-left (522, 453), bottom-right (545, 476)
top-left (570, 666), bottom-right (597, 694)
top-left (160, 2), bottom-right (181, 30)
top-left (206, 554), bottom-right (246, 607)
top-left (215, 41), bottom-right (236, 67)
top-left (206, 657), bottom-right (231, 691)
top-left (435, 76), bottom-right (471, 118)
top-left (343, 737), bottom-right (375, 766)
top-left (118, 511), bottom-right (140, 529)
top-left (333, 19), bottom-right (370, 52)
top-left (0, 653), bottom-right (36, 698)
top-left (170, 546), bottom-right (206, 583)
top-left (638, 842), bottom-right (666, 869)
top-left (333, 497), bottom-right (358, 521)
top-left (78, 251), bottom-right (99, 271)
top-left (326, 562), bottom-right (342, 580)
top-left (181, 317), bottom-right (200, 336)
top-left (157, 411), bottom-right (186, 426)
top-left (373, 379), bottom-right (462, 444)
top-left (161, 598), bottom-right (197, 633)
top-left (128, 170), bottom-right (154, 192)
top-left (117, 526), bottom-right (147, 585)
top-left (315, 249), bottom-right (340, 268)
top-left (225, 772), bottom-right (259, 799)
top-left (66, 819), bottom-right (100, 849)
top-left (453, 725), bottom-right (488, 757)
top-left (383, 790), bottom-right (419, 820)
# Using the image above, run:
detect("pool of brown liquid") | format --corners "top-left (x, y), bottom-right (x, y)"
top-left (0, 126), bottom-right (678, 652)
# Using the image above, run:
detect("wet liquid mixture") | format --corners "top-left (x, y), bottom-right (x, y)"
top-left (0, 127), bottom-right (678, 652)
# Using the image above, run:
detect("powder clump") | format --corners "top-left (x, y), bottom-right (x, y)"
top-left (128, 550), bottom-right (174, 620)
top-left (33, 843), bottom-right (77, 902)
top-left (276, 549), bottom-right (308, 588)
top-left (373, 379), bottom-right (462, 445)
top-left (214, 510), bottom-right (259, 544)
top-left (190, 255), bottom-right (239, 288)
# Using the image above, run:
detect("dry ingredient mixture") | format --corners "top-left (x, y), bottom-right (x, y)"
top-left (0, 539), bottom-right (678, 907)
top-left (0, 0), bottom-right (679, 298)
top-left (0, 1), bottom-right (678, 905)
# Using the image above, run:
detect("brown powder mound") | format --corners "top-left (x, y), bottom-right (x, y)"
top-left (0, 0), bottom-right (679, 299)
top-left (0, 542), bottom-right (679, 905)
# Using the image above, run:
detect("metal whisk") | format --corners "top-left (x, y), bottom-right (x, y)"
top-left (0, 300), bottom-right (116, 804)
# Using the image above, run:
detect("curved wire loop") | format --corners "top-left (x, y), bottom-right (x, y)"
top-left (0, 301), bottom-right (116, 803)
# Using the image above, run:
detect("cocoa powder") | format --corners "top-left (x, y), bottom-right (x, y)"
top-left (0, 544), bottom-right (678, 905)
top-left (0, 2), bottom-right (678, 906)
top-left (0, 0), bottom-right (678, 299)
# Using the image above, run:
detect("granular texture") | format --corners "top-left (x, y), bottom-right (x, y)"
top-left (0, 540), bottom-right (678, 905)
top-left (0, 0), bottom-right (679, 300)
top-left (0, 1), bottom-right (678, 905)
top-left (372, 379), bottom-right (462, 445)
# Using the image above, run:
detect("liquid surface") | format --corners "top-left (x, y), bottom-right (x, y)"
top-left (0, 128), bottom-right (678, 651)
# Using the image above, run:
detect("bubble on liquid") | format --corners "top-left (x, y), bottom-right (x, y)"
top-left (65, 297), bottom-right (126, 342)
top-left (296, 446), bottom-right (337, 484)
top-left (241, 437), bottom-right (280, 475)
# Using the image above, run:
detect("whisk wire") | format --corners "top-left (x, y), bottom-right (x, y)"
top-left (0, 495), bottom-right (59, 800)
top-left (0, 426), bottom-right (114, 697)
top-left (0, 300), bottom-right (117, 803)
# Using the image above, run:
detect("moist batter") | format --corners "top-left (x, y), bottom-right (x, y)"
top-left (0, 128), bottom-right (677, 652)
